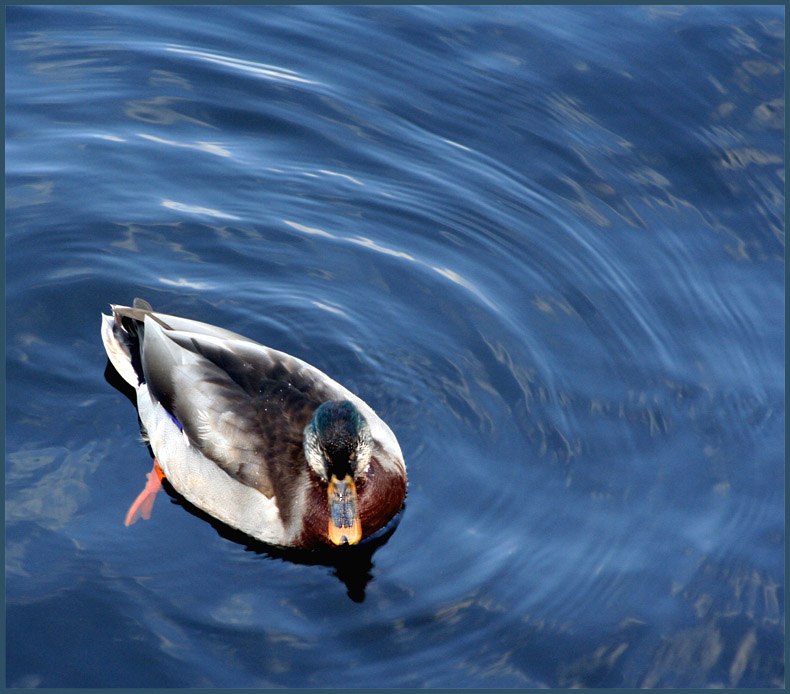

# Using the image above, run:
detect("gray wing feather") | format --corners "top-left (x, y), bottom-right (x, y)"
top-left (139, 319), bottom-right (342, 501)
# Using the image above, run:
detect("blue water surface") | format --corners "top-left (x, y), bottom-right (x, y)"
top-left (5, 4), bottom-right (784, 688)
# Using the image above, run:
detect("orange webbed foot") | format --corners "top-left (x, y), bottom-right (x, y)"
top-left (124, 459), bottom-right (165, 527)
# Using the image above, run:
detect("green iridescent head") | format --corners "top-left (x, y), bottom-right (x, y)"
top-left (303, 400), bottom-right (373, 482)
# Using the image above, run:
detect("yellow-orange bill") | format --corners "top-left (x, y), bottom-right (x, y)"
top-left (327, 474), bottom-right (362, 545)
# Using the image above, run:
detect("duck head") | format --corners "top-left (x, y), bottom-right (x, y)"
top-left (303, 400), bottom-right (374, 545)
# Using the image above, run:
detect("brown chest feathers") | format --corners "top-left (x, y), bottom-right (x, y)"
top-left (298, 457), bottom-right (407, 549)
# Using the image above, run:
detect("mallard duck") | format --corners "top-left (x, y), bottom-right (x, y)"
top-left (101, 299), bottom-right (407, 549)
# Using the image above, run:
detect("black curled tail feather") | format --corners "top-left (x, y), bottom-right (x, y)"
top-left (101, 298), bottom-right (161, 388)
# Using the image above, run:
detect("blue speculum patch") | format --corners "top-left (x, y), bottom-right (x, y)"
top-left (166, 409), bottom-right (183, 432)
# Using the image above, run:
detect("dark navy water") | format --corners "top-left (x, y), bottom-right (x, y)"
top-left (5, 5), bottom-right (784, 688)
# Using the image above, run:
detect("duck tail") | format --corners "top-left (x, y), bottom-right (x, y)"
top-left (100, 298), bottom-right (154, 388)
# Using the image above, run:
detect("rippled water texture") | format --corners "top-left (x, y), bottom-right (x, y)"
top-left (5, 5), bottom-right (784, 688)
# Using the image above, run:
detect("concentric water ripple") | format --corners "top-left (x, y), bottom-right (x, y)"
top-left (6, 5), bottom-right (783, 688)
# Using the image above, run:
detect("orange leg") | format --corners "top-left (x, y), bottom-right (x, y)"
top-left (124, 459), bottom-right (166, 526)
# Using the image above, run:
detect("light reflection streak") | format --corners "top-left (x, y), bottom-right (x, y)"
top-left (318, 169), bottom-right (364, 186)
top-left (311, 301), bottom-right (349, 318)
top-left (138, 133), bottom-right (231, 158)
top-left (441, 138), bottom-right (472, 152)
top-left (283, 219), bottom-right (498, 312)
top-left (158, 277), bottom-right (213, 290)
top-left (165, 45), bottom-right (318, 85)
top-left (162, 199), bottom-right (241, 220)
